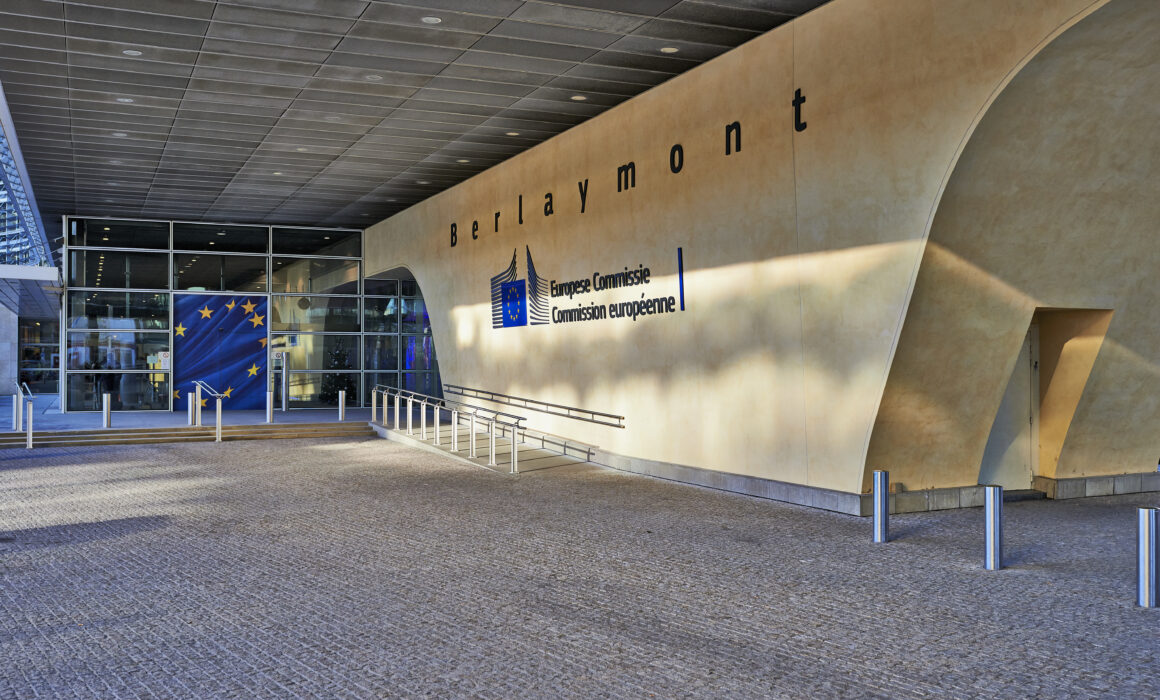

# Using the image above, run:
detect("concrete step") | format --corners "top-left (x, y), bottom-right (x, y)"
top-left (0, 423), bottom-right (376, 449)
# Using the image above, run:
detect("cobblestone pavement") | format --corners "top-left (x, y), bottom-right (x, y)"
top-left (1, 438), bottom-right (1158, 699)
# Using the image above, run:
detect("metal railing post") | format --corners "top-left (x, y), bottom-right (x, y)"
top-left (872, 470), bottom-right (889, 543)
top-left (371, 390), bottom-right (378, 424)
top-left (420, 400), bottom-right (427, 439)
top-left (281, 370), bottom-right (288, 411)
top-left (451, 409), bottom-right (458, 451)
top-left (469, 412), bottom-right (477, 458)
top-left (406, 397), bottom-right (413, 434)
top-left (215, 398), bottom-right (223, 443)
top-left (984, 485), bottom-right (1003, 571)
top-left (338, 390), bottom-right (346, 421)
top-left (1138, 507), bottom-right (1158, 608)
top-left (394, 393), bottom-right (400, 430)
top-left (195, 385), bottom-right (203, 427)
top-left (101, 393), bottom-right (111, 428)
top-left (510, 427), bottom-right (519, 474)
top-left (487, 420), bottom-right (497, 467)
top-left (25, 401), bottom-right (33, 449)
top-left (188, 392), bottom-right (195, 426)
top-left (266, 391), bottom-right (274, 423)
top-left (433, 405), bottom-right (440, 445)
top-left (11, 393), bottom-right (21, 432)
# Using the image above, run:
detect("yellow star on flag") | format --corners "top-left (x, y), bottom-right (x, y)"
top-left (246, 363), bottom-right (260, 377)
top-left (225, 299), bottom-right (237, 311)
top-left (200, 398), bottom-right (208, 408)
top-left (175, 323), bottom-right (187, 337)
top-left (241, 299), bottom-right (256, 314)
top-left (173, 389), bottom-right (181, 399)
top-left (198, 305), bottom-right (213, 319)
top-left (249, 313), bottom-right (265, 328)
top-left (222, 386), bottom-right (233, 398)
top-left (259, 338), bottom-right (268, 348)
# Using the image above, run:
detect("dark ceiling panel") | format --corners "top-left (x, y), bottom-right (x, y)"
top-left (0, 0), bottom-right (831, 237)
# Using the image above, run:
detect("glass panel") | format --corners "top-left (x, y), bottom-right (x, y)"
top-left (272, 228), bottom-right (360, 257)
top-left (364, 278), bottom-right (397, 296)
top-left (19, 369), bottom-right (59, 394)
top-left (364, 373), bottom-right (397, 405)
top-left (400, 335), bottom-right (435, 371)
top-left (67, 373), bottom-right (170, 411)
top-left (174, 253), bottom-right (267, 292)
top-left (401, 372), bottom-right (441, 397)
top-left (67, 332), bottom-right (169, 370)
top-left (286, 372), bottom-right (358, 408)
top-left (364, 336), bottom-right (398, 371)
top-left (401, 280), bottom-right (418, 297)
top-left (173, 222), bottom-right (268, 253)
top-left (363, 297), bottom-right (398, 333)
top-left (19, 318), bottom-right (59, 369)
top-left (271, 296), bottom-right (359, 332)
top-left (400, 298), bottom-right (430, 334)
top-left (272, 257), bottom-right (358, 294)
top-left (272, 334), bottom-right (359, 371)
top-left (68, 250), bottom-right (168, 289)
top-left (68, 291), bottom-right (169, 329)
top-left (68, 218), bottom-right (168, 249)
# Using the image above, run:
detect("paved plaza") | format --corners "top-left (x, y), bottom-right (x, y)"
top-left (1, 437), bottom-right (1158, 698)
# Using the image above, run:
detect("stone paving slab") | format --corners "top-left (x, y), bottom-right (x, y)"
top-left (1, 438), bottom-right (1159, 698)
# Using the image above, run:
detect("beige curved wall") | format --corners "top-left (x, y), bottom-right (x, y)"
top-left (867, 0), bottom-right (1160, 488)
top-left (365, 0), bottom-right (1110, 495)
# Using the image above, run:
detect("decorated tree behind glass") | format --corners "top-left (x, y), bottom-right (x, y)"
top-left (319, 338), bottom-right (357, 404)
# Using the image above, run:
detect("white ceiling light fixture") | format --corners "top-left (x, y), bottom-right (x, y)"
top-left (456, 159), bottom-right (470, 163)
top-left (111, 132), bottom-right (127, 137)
top-left (295, 147), bottom-right (309, 152)
top-left (116, 97), bottom-right (134, 103)
top-left (416, 180), bottom-right (430, 185)
top-left (365, 74), bottom-right (383, 81)
top-left (505, 131), bottom-right (520, 136)
top-left (660, 47), bottom-right (680, 54)
top-left (570, 95), bottom-right (588, 101)
top-left (421, 16), bottom-right (442, 24)
top-left (121, 49), bottom-right (143, 56)
top-left (272, 171), bottom-right (283, 176)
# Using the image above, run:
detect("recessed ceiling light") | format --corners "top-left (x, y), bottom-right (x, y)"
top-left (505, 131), bottom-right (520, 136)
top-left (659, 47), bottom-right (679, 54)
top-left (421, 16), bottom-right (442, 24)
top-left (295, 147), bottom-right (309, 152)
top-left (208, 241), bottom-right (215, 245)
top-left (570, 95), bottom-right (587, 101)
top-left (386, 198), bottom-right (397, 203)
top-left (116, 97), bottom-right (134, 103)
top-left (103, 227), bottom-right (110, 231)
top-left (121, 49), bottom-right (143, 57)
top-left (272, 171), bottom-right (283, 176)
top-left (365, 74), bottom-right (383, 81)
top-left (111, 132), bottom-right (127, 137)
top-left (323, 236), bottom-right (331, 240)
top-left (456, 159), bottom-right (470, 163)
top-left (109, 160), bottom-right (122, 165)
top-left (416, 180), bottom-right (430, 185)
top-left (216, 231), bottom-right (226, 236)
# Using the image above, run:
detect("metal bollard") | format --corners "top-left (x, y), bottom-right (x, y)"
top-left (11, 393), bottom-right (21, 432)
top-left (188, 392), bottom-right (196, 426)
top-left (215, 398), bottom-right (223, 443)
top-left (510, 427), bottom-right (519, 474)
top-left (487, 420), bottom-right (497, 467)
top-left (1138, 507), bottom-right (1158, 607)
top-left (872, 470), bottom-right (889, 543)
top-left (371, 390), bottom-right (378, 424)
top-left (25, 401), bottom-right (33, 449)
top-left (469, 413), bottom-right (477, 458)
top-left (338, 390), bottom-right (346, 421)
top-left (266, 391), bottom-right (274, 423)
top-left (420, 400), bottom-right (427, 439)
top-left (195, 385), bottom-right (203, 427)
top-left (984, 485), bottom-right (1003, 570)
top-left (451, 409), bottom-right (458, 452)
top-left (101, 393), bottom-right (111, 428)
top-left (394, 394), bottom-right (400, 430)
top-left (407, 397), bottom-right (413, 434)
top-left (281, 370), bottom-right (288, 412)
top-left (433, 405), bottom-right (440, 446)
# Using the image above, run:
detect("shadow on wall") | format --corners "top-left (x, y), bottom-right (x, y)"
top-left (868, 0), bottom-right (1160, 489)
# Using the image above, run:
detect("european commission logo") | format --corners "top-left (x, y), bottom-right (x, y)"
top-left (491, 246), bottom-right (549, 328)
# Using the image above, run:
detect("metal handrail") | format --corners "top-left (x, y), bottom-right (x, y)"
top-left (18, 382), bottom-right (33, 400)
top-left (373, 385), bottom-right (525, 427)
top-left (192, 380), bottom-right (224, 399)
top-left (442, 384), bottom-right (624, 428)
top-left (490, 421), bottom-right (599, 462)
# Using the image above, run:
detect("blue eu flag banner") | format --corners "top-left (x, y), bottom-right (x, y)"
top-left (501, 280), bottom-right (527, 327)
top-left (172, 294), bottom-right (268, 410)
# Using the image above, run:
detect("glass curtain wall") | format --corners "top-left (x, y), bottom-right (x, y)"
top-left (61, 216), bottom-right (441, 411)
